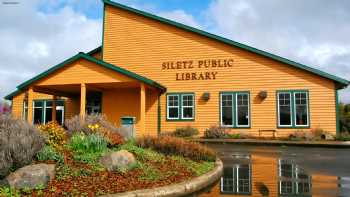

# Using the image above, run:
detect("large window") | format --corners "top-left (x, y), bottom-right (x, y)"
top-left (277, 91), bottom-right (309, 128)
top-left (221, 164), bottom-right (251, 195)
top-left (279, 159), bottom-right (311, 196)
top-left (32, 100), bottom-right (65, 125)
top-left (220, 92), bottom-right (250, 128)
top-left (167, 93), bottom-right (194, 120)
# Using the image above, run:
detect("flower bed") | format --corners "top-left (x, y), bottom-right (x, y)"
top-left (0, 115), bottom-right (217, 197)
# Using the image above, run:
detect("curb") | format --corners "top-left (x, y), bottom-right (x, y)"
top-left (100, 159), bottom-right (223, 197)
top-left (193, 138), bottom-right (350, 148)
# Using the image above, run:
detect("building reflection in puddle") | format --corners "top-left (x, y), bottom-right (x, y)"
top-left (198, 153), bottom-right (349, 197)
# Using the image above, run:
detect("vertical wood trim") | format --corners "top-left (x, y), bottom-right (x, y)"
top-left (27, 88), bottom-right (34, 124)
top-left (140, 83), bottom-right (146, 135)
top-left (80, 83), bottom-right (86, 120)
top-left (52, 95), bottom-right (57, 122)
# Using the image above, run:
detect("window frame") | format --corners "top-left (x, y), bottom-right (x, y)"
top-left (293, 91), bottom-right (309, 127)
top-left (220, 164), bottom-right (252, 195)
top-left (32, 99), bottom-right (65, 125)
top-left (236, 92), bottom-right (250, 128)
top-left (278, 159), bottom-right (312, 196)
top-left (220, 91), bottom-right (251, 128)
top-left (181, 94), bottom-right (195, 120)
top-left (277, 92), bottom-right (293, 127)
top-left (22, 100), bottom-right (28, 121)
top-left (166, 93), bottom-right (195, 121)
top-left (276, 90), bottom-right (310, 129)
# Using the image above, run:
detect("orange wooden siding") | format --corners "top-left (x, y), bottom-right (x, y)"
top-left (102, 87), bottom-right (158, 136)
top-left (37, 59), bottom-right (135, 86)
top-left (103, 5), bottom-right (337, 135)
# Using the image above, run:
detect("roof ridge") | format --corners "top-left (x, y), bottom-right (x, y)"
top-left (103, 0), bottom-right (349, 87)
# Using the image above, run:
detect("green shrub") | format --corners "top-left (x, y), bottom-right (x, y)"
top-left (36, 145), bottom-right (64, 163)
top-left (118, 141), bottom-right (165, 163)
top-left (136, 136), bottom-right (216, 162)
top-left (336, 132), bottom-right (350, 141)
top-left (171, 156), bottom-right (215, 176)
top-left (172, 126), bottom-right (199, 137)
top-left (0, 187), bottom-right (20, 197)
top-left (226, 133), bottom-right (241, 139)
top-left (67, 133), bottom-right (108, 163)
top-left (0, 114), bottom-right (45, 178)
top-left (204, 125), bottom-right (228, 139)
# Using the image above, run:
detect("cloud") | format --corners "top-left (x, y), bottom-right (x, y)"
top-left (206, 0), bottom-right (350, 102)
top-left (0, 0), bottom-right (102, 100)
top-left (159, 10), bottom-right (201, 28)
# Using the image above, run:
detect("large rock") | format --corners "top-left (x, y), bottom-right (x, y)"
top-left (99, 150), bottom-right (136, 171)
top-left (6, 164), bottom-right (55, 189)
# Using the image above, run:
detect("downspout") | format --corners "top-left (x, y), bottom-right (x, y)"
top-left (335, 89), bottom-right (340, 136)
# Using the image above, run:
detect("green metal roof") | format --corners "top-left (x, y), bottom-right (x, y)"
top-left (4, 52), bottom-right (166, 100)
top-left (103, 0), bottom-right (349, 88)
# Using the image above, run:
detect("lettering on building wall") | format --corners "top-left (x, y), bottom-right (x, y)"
top-left (161, 59), bottom-right (234, 81)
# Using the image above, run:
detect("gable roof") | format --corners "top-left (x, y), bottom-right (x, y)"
top-left (103, 0), bottom-right (349, 88)
top-left (4, 52), bottom-right (166, 100)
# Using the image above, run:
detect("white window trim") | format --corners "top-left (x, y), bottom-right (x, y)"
top-left (181, 94), bottom-right (194, 120)
top-left (22, 100), bottom-right (28, 120)
top-left (167, 95), bottom-right (180, 120)
top-left (236, 93), bottom-right (250, 127)
top-left (277, 92), bottom-right (293, 127)
top-left (293, 92), bottom-right (309, 127)
top-left (236, 165), bottom-right (251, 194)
top-left (56, 106), bottom-right (65, 125)
top-left (220, 93), bottom-right (234, 127)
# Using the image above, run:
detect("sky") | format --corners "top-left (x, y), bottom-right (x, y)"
top-left (1, 0), bottom-right (350, 103)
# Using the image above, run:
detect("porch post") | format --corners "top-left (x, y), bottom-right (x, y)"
top-left (80, 83), bottom-right (86, 120)
top-left (52, 95), bottom-right (57, 122)
top-left (27, 87), bottom-right (34, 124)
top-left (140, 83), bottom-right (146, 135)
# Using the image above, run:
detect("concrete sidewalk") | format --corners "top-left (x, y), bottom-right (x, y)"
top-left (193, 138), bottom-right (350, 148)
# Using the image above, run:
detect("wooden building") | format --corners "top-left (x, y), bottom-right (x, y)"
top-left (5, 0), bottom-right (349, 137)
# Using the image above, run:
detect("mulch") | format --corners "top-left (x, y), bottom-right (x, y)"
top-left (27, 151), bottom-right (194, 197)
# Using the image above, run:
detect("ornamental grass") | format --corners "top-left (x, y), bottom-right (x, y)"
top-left (136, 136), bottom-right (216, 162)
top-left (0, 114), bottom-right (45, 178)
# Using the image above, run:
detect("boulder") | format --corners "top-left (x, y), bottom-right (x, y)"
top-left (6, 164), bottom-right (55, 189)
top-left (99, 150), bottom-right (136, 171)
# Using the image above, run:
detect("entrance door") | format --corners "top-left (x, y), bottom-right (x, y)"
top-left (86, 92), bottom-right (102, 114)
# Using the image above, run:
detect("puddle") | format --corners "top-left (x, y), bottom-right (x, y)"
top-left (194, 145), bottom-right (350, 197)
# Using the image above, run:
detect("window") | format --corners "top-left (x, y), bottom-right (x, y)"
top-left (236, 93), bottom-right (249, 127)
top-left (278, 159), bottom-right (311, 196)
top-left (221, 164), bottom-right (251, 194)
top-left (181, 94), bottom-right (194, 119)
top-left (220, 92), bottom-right (250, 127)
top-left (166, 93), bottom-right (194, 120)
top-left (294, 92), bottom-right (308, 126)
top-left (167, 95), bottom-right (179, 119)
top-left (32, 100), bottom-right (65, 125)
top-left (277, 91), bottom-right (309, 128)
top-left (277, 93), bottom-right (292, 127)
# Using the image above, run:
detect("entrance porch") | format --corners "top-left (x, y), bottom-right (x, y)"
top-left (16, 53), bottom-right (165, 136)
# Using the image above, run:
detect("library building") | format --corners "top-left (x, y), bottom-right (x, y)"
top-left (5, 0), bottom-right (349, 137)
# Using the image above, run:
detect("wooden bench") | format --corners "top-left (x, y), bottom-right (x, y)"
top-left (258, 129), bottom-right (277, 138)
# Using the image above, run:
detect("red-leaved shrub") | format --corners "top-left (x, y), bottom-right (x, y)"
top-left (136, 136), bottom-right (216, 162)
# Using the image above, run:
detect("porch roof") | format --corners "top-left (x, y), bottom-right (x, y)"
top-left (5, 52), bottom-right (166, 100)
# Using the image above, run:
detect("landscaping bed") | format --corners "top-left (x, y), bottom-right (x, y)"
top-left (0, 114), bottom-right (216, 197)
